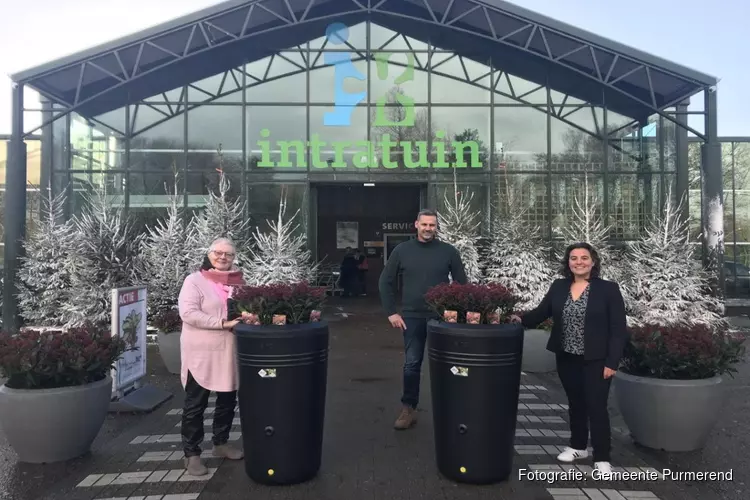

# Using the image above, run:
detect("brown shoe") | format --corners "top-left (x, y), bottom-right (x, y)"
top-left (212, 443), bottom-right (244, 460)
top-left (394, 406), bottom-right (417, 430)
top-left (184, 455), bottom-right (208, 476)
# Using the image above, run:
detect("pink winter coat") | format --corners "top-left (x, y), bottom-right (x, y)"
top-left (178, 271), bottom-right (239, 392)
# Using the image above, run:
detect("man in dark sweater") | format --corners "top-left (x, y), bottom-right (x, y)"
top-left (378, 208), bottom-right (467, 430)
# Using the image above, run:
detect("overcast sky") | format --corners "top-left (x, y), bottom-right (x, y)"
top-left (0, 0), bottom-right (747, 138)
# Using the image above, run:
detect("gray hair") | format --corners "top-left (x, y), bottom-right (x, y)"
top-left (208, 237), bottom-right (236, 253)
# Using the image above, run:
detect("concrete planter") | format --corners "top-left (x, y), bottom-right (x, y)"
top-left (613, 370), bottom-right (727, 452)
top-left (521, 328), bottom-right (556, 373)
top-left (0, 375), bottom-right (112, 463)
top-left (158, 330), bottom-right (181, 375)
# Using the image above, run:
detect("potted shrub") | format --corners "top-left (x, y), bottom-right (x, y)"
top-left (229, 282), bottom-right (328, 485)
top-left (153, 308), bottom-right (182, 375)
top-left (613, 323), bottom-right (745, 452)
top-left (0, 323), bottom-right (129, 463)
top-left (422, 282), bottom-right (522, 484)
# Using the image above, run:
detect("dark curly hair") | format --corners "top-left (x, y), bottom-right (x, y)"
top-left (560, 242), bottom-right (601, 279)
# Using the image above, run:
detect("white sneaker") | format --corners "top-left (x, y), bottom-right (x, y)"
top-left (556, 447), bottom-right (588, 462)
top-left (594, 461), bottom-right (613, 474)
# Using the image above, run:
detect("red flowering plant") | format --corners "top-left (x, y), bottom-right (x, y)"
top-left (151, 308), bottom-right (182, 334)
top-left (232, 282), bottom-right (327, 325)
top-left (424, 282), bottom-right (518, 324)
top-left (0, 322), bottom-right (131, 390)
top-left (620, 323), bottom-right (746, 380)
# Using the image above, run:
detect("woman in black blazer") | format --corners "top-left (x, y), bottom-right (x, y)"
top-left (512, 242), bottom-right (628, 475)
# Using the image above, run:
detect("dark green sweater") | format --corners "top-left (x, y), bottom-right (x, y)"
top-left (378, 238), bottom-right (467, 317)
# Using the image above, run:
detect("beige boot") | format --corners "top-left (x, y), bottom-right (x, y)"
top-left (184, 455), bottom-right (208, 476)
top-left (394, 406), bottom-right (417, 430)
top-left (212, 443), bottom-right (244, 460)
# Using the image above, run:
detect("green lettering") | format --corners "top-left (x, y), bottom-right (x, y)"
top-left (433, 130), bottom-right (450, 168)
top-left (352, 141), bottom-right (375, 168)
top-left (257, 128), bottom-right (275, 167)
top-left (278, 140), bottom-right (306, 167)
top-left (403, 141), bottom-right (429, 168)
top-left (380, 134), bottom-right (398, 169)
top-left (331, 141), bottom-right (350, 168)
top-left (453, 141), bottom-right (479, 168)
top-left (309, 134), bottom-right (327, 169)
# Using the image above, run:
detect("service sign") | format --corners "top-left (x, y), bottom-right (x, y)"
top-left (111, 286), bottom-right (148, 394)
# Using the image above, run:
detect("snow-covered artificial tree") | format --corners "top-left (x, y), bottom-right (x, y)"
top-left (16, 186), bottom-right (77, 326)
top-left (438, 169), bottom-right (482, 283)
top-left (245, 188), bottom-right (317, 286)
top-left (62, 184), bottom-right (145, 328)
top-left (558, 174), bottom-right (636, 319)
top-left (628, 192), bottom-right (724, 328)
top-left (484, 177), bottom-right (554, 312)
top-left (187, 148), bottom-right (251, 270)
top-left (137, 174), bottom-right (192, 317)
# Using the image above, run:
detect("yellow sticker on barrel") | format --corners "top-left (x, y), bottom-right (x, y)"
top-left (450, 366), bottom-right (469, 377)
top-left (460, 466), bottom-right (467, 473)
top-left (258, 369), bottom-right (277, 378)
top-left (268, 469), bottom-right (274, 476)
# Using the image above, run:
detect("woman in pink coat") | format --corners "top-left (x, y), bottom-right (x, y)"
top-left (178, 237), bottom-right (248, 476)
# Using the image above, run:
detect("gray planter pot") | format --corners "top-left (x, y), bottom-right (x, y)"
top-left (522, 328), bottom-right (556, 373)
top-left (0, 375), bottom-right (112, 463)
top-left (613, 370), bottom-right (727, 452)
top-left (158, 330), bottom-right (181, 375)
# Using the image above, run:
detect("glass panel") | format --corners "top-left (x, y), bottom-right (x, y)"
top-left (370, 54), bottom-right (429, 105)
top-left (688, 141), bottom-right (703, 241)
top-left (492, 173), bottom-right (550, 238)
top-left (493, 72), bottom-right (547, 105)
top-left (608, 122), bottom-right (643, 173)
top-left (368, 103), bottom-right (430, 173)
top-left (69, 112), bottom-right (125, 171)
top-left (434, 182), bottom-right (487, 227)
top-left (187, 105), bottom-right (243, 178)
top-left (185, 169), bottom-right (243, 210)
top-left (550, 108), bottom-right (604, 173)
top-left (430, 55), bottom-right (491, 104)
top-left (493, 106), bottom-right (548, 172)
top-left (246, 70), bottom-right (307, 103)
top-left (247, 105), bottom-right (307, 171)
top-left (430, 107), bottom-right (490, 171)
top-left (309, 105), bottom-right (368, 171)
top-left (246, 183), bottom-right (309, 237)
top-left (308, 57), bottom-right (367, 103)
top-left (608, 174), bottom-right (650, 240)
top-left (68, 172), bottom-right (127, 218)
top-left (550, 174), bottom-right (604, 240)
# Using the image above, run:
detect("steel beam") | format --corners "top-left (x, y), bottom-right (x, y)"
top-left (701, 87), bottom-right (723, 294)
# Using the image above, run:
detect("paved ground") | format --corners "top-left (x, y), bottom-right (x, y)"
top-left (0, 297), bottom-right (746, 500)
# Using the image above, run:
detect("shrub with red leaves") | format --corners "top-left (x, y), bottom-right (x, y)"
top-left (424, 282), bottom-right (518, 324)
top-left (621, 323), bottom-right (746, 380)
top-left (152, 308), bottom-right (182, 334)
top-left (0, 322), bottom-right (131, 390)
top-left (232, 282), bottom-right (327, 325)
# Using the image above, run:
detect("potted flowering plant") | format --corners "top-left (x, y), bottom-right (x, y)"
top-left (228, 281), bottom-right (328, 485)
top-left (614, 323), bottom-right (746, 452)
top-left (423, 282), bottom-right (517, 324)
top-left (152, 308), bottom-right (182, 375)
top-left (0, 323), bottom-right (129, 463)
top-left (422, 282), bottom-right (523, 484)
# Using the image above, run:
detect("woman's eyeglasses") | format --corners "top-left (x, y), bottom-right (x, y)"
top-left (211, 250), bottom-right (235, 258)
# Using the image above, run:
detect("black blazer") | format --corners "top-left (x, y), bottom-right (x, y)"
top-left (521, 277), bottom-right (629, 369)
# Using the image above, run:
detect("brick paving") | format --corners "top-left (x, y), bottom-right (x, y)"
top-left (2, 298), bottom-right (738, 500)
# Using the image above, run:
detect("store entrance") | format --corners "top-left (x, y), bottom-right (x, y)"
top-left (315, 183), bottom-right (423, 298)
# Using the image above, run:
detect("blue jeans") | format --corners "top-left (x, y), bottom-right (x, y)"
top-left (401, 316), bottom-right (428, 408)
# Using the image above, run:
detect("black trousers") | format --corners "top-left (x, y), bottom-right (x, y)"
top-left (181, 371), bottom-right (237, 457)
top-left (556, 352), bottom-right (612, 462)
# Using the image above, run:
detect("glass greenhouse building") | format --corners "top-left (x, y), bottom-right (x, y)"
top-left (2, 0), bottom-right (739, 327)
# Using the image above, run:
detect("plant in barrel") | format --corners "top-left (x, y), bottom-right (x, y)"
top-left (227, 281), bottom-right (330, 486)
top-left (422, 281), bottom-right (525, 485)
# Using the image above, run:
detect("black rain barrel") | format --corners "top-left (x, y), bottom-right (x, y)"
top-left (427, 319), bottom-right (524, 484)
top-left (234, 321), bottom-right (329, 485)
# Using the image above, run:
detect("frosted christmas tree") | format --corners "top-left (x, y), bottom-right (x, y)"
top-left (245, 188), bottom-right (317, 286)
top-left (559, 174), bottom-right (636, 318)
top-left (62, 184), bottom-right (144, 328)
top-left (484, 178), bottom-right (553, 311)
top-left (16, 186), bottom-right (77, 326)
top-left (438, 168), bottom-right (482, 283)
top-left (187, 146), bottom-right (251, 270)
top-left (137, 174), bottom-right (192, 316)
top-left (628, 192), bottom-right (724, 328)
